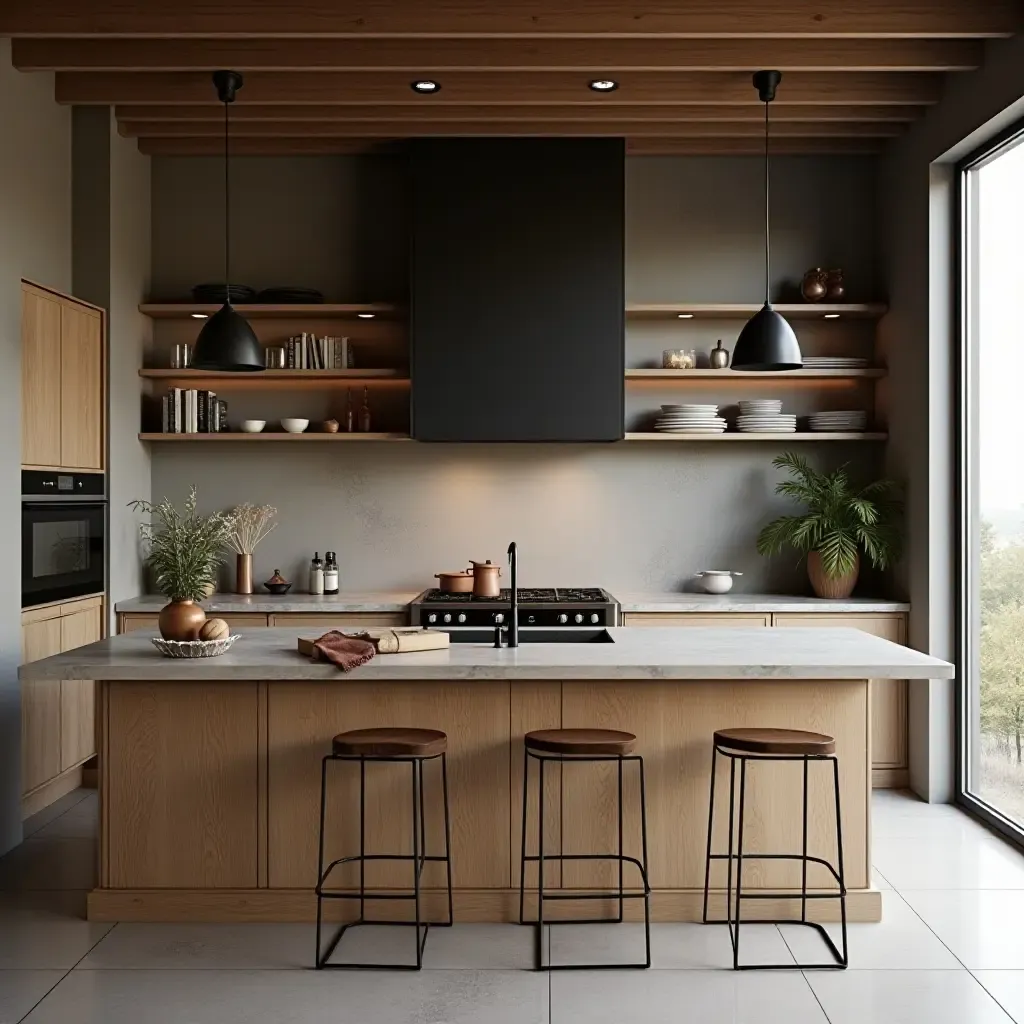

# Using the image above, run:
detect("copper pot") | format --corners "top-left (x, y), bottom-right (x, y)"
top-left (158, 599), bottom-right (207, 641)
top-left (469, 559), bottom-right (502, 599)
top-left (435, 570), bottom-right (474, 594)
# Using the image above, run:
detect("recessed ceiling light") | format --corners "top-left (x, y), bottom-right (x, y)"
top-left (357, 312), bottom-right (376, 319)
top-left (190, 313), bottom-right (209, 319)
top-left (823, 313), bottom-right (841, 319)
top-left (411, 80), bottom-right (441, 94)
top-left (677, 313), bottom-right (694, 319)
top-left (589, 79), bottom-right (619, 93)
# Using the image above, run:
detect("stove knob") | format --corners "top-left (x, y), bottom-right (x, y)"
top-left (494, 612), bottom-right (504, 624)
top-left (457, 613), bottom-right (467, 624)
top-left (590, 613), bottom-right (600, 624)
top-left (557, 613), bottom-right (568, 624)
top-left (427, 613), bottom-right (437, 624)
top-left (574, 613), bottom-right (584, 624)
top-left (443, 613), bottom-right (452, 624)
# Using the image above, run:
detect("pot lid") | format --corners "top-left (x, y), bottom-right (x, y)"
top-left (436, 570), bottom-right (472, 579)
top-left (469, 559), bottom-right (499, 568)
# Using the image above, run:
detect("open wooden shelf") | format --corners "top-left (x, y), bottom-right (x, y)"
top-left (626, 303), bottom-right (888, 320)
top-left (624, 432), bottom-right (888, 442)
top-left (139, 303), bottom-right (401, 319)
top-left (626, 368), bottom-right (885, 381)
top-left (139, 368), bottom-right (408, 390)
top-left (139, 432), bottom-right (411, 442)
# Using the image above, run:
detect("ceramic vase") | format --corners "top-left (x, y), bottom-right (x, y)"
top-left (807, 551), bottom-right (860, 600)
top-left (236, 553), bottom-right (253, 595)
top-left (158, 599), bottom-right (207, 641)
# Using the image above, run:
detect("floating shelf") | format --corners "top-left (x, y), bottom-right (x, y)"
top-left (626, 303), bottom-right (887, 320)
top-left (139, 432), bottom-right (411, 442)
top-left (624, 432), bottom-right (888, 442)
top-left (139, 369), bottom-right (408, 390)
top-left (138, 303), bottom-right (400, 319)
top-left (625, 368), bottom-right (885, 381)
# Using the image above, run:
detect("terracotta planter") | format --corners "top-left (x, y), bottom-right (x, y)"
top-left (807, 551), bottom-right (860, 600)
top-left (158, 599), bottom-right (207, 641)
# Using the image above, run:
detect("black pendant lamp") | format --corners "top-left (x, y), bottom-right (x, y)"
top-left (731, 70), bottom-right (802, 371)
top-left (191, 71), bottom-right (264, 372)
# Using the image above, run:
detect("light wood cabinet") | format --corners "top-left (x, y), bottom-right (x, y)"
top-left (772, 613), bottom-right (908, 783)
top-left (269, 613), bottom-right (407, 628)
top-left (21, 281), bottom-right (105, 472)
top-left (21, 595), bottom-right (105, 807)
top-left (119, 612), bottom-right (269, 633)
top-left (623, 612), bottom-right (771, 628)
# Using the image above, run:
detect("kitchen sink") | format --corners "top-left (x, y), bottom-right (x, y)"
top-left (446, 628), bottom-right (615, 644)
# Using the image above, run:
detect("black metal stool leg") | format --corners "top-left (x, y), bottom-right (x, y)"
top-left (832, 756), bottom-right (849, 967)
top-left (535, 754), bottom-right (546, 970)
top-left (733, 757), bottom-right (748, 971)
top-left (519, 747), bottom-right (529, 925)
top-left (801, 755), bottom-right (809, 924)
top-left (314, 755), bottom-right (329, 969)
top-left (411, 760), bottom-right (423, 970)
top-left (617, 755), bottom-right (625, 923)
top-left (359, 756), bottom-right (366, 924)
top-left (638, 754), bottom-right (652, 969)
top-left (725, 754), bottom-right (736, 954)
top-left (441, 753), bottom-right (454, 926)
top-left (702, 744), bottom-right (718, 924)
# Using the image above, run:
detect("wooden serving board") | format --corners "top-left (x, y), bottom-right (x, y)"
top-left (298, 627), bottom-right (449, 658)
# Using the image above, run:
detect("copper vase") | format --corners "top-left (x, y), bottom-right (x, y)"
top-left (807, 551), bottom-right (860, 600)
top-left (801, 267), bottom-right (828, 303)
top-left (158, 599), bottom-right (207, 641)
top-left (236, 553), bottom-right (253, 595)
top-left (825, 268), bottom-right (845, 302)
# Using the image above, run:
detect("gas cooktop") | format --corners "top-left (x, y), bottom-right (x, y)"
top-left (410, 588), bottom-right (620, 628)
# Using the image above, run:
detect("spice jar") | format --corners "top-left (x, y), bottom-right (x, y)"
top-left (663, 348), bottom-right (696, 370)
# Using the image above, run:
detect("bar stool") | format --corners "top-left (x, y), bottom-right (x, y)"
top-left (315, 727), bottom-right (454, 970)
top-left (519, 728), bottom-right (651, 971)
top-left (701, 727), bottom-right (848, 970)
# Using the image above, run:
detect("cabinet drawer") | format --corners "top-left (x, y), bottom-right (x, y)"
top-left (120, 612), bottom-right (269, 633)
top-left (270, 613), bottom-right (408, 628)
top-left (623, 612), bottom-right (771, 628)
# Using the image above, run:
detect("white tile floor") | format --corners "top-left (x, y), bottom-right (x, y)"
top-left (2, 788), bottom-right (1024, 1022)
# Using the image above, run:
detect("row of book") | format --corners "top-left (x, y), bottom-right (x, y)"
top-left (287, 334), bottom-right (351, 370)
top-left (161, 389), bottom-right (228, 433)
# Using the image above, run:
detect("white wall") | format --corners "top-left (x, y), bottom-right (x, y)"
top-left (0, 40), bottom-right (71, 854)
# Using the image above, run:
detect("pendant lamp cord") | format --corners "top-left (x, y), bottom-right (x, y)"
top-left (763, 97), bottom-right (770, 307)
top-left (223, 96), bottom-right (230, 305)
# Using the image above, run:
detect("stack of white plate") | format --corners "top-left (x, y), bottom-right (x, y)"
top-left (655, 404), bottom-right (727, 433)
top-left (736, 399), bottom-right (797, 433)
top-left (808, 410), bottom-right (869, 432)
top-left (801, 356), bottom-right (869, 369)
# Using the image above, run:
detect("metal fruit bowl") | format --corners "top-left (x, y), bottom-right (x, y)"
top-left (151, 635), bottom-right (240, 659)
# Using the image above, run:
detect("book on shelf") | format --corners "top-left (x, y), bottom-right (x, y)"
top-left (162, 388), bottom-right (219, 433)
top-left (285, 334), bottom-right (350, 371)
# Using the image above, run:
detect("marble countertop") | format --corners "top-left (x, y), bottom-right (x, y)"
top-left (115, 592), bottom-right (417, 614)
top-left (617, 593), bottom-right (910, 613)
top-left (115, 592), bottom-right (909, 616)
top-left (20, 626), bottom-right (952, 682)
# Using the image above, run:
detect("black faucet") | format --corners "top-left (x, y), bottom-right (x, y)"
top-left (507, 541), bottom-right (519, 648)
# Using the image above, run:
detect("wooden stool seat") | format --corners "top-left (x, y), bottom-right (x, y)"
top-left (332, 727), bottom-right (447, 758)
top-left (713, 727), bottom-right (836, 757)
top-left (525, 728), bottom-right (636, 756)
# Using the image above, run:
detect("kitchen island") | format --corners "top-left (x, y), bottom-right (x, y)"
top-left (20, 627), bottom-right (952, 924)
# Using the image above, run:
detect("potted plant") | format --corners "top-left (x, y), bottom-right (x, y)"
top-left (756, 452), bottom-right (902, 599)
top-left (130, 487), bottom-right (236, 639)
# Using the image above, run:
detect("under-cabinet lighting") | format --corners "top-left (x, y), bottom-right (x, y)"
top-left (677, 313), bottom-right (694, 319)
top-left (411, 80), bottom-right (441, 94)
top-left (357, 312), bottom-right (376, 319)
top-left (823, 313), bottom-right (841, 319)
top-left (191, 313), bottom-right (209, 319)
top-left (588, 79), bottom-right (619, 92)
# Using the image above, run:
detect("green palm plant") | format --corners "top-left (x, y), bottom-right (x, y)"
top-left (129, 487), bottom-right (235, 601)
top-left (756, 452), bottom-right (902, 579)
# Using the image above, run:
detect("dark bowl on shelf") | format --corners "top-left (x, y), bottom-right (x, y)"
top-left (264, 582), bottom-right (293, 595)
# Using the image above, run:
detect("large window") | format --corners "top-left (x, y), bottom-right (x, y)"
top-left (960, 124), bottom-right (1024, 836)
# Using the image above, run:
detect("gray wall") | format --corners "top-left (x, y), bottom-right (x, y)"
top-left (74, 108), bottom-right (153, 617)
top-left (0, 41), bottom-right (72, 854)
top-left (150, 152), bottom-right (882, 594)
top-left (882, 35), bottom-right (1024, 801)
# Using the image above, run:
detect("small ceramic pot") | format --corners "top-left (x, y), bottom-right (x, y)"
top-left (807, 550), bottom-right (860, 599)
top-left (801, 267), bottom-right (828, 303)
top-left (709, 341), bottom-right (730, 369)
top-left (694, 570), bottom-right (743, 595)
top-left (158, 599), bottom-right (207, 641)
top-left (264, 570), bottom-right (292, 595)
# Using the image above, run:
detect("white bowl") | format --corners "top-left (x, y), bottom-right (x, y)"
top-left (695, 570), bottom-right (742, 594)
top-left (280, 418), bottom-right (309, 434)
top-left (239, 419), bottom-right (266, 433)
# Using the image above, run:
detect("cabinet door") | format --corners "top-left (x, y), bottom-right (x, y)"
top-left (60, 603), bottom-right (103, 770)
top-left (270, 613), bottom-right (407, 628)
top-left (622, 612), bottom-right (771, 628)
top-left (21, 617), bottom-right (63, 793)
top-left (60, 303), bottom-right (103, 470)
top-left (773, 613), bottom-right (908, 771)
top-left (21, 286), bottom-right (62, 468)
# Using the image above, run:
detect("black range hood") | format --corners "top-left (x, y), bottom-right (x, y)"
top-left (410, 138), bottom-right (625, 442)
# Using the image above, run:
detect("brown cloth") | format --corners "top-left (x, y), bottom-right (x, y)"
top-left (311, 630), bottom-right (377, 672)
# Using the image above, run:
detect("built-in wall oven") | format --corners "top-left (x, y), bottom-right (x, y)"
top-left (22, 471), bottom-right (106, 609)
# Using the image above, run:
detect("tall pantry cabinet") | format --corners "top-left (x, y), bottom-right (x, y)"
top-left (20, 281), bottom-right (106, 817)
top-left (21, 282), bottom-right (104, 471)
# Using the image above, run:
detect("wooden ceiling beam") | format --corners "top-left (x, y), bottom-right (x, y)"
top-left (119, 119), bottom-right (904, 138)
top-left (57, 71), bottom-right (944, 106)
top-left (135, 135), bottom-right (885, 157)
top-left (2, 1), bottom-right (1017, 37)
top-left (13, 37), bottom-right (983, 72)
top-left (115, 102), bottom-right (925, 123)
